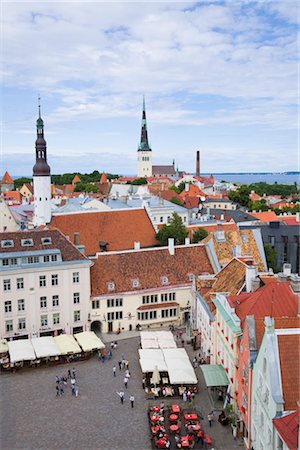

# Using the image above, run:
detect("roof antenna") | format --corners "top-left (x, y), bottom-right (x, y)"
top-left (38, 94), bottom-right (41, 118)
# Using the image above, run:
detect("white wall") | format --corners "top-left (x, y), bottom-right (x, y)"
top-left (0, 199), bottom-right (19, 232)
top-left (33, 176), bottom-right (51, 225)
top-left (137, 151), bottom-right (152, 177)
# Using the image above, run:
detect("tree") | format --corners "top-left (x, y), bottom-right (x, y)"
top-left (129, 178), bottom-right (148, 185)
top-left (14, 177), bottom-right (32, 190)
top-left (155, 213), bottom-right (188, 246)
top-left (251, 199), bottom-right (269, 212)
top-left (74, 182), bottom-right (98, 193)
top-left (228, 185), bottom-right (251, 207)
top-left (264, 244), bottom-right (279, 273)
top-left (192, 227), bottom-right (208, 243)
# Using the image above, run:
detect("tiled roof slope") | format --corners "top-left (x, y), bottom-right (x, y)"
top-left (273, 411), bottom-right (299, 450)
top-left (201, 229), bottom-right (265, 271)
top-left (91, 244), bottom-right (214, 296)
top-left (0, 229), bottom-right (87, 261)
top-left (277, 333), bottom-right (300, 411)
top-left (1, 171), bottom-right (14, 184)
top-left (249, 211), bottom-right (279, 222)
top-left (254, 317), bottom-right (300, 351)
top-left (51, 209), bottom-right (158, 256)
top-left (228, 283), bottom-right (298, 326)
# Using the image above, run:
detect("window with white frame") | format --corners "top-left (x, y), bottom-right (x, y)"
top-left (39, 275), bottom-right (46, 287)
top-left (169, 292), bottom-right (176, 301)
top-left (40, 296), bottom-right (47, 308)
top-left (41, 315), bottom-right (48, 327)
top-left (73, 292), bottom-right (80, 304)
top-left (17, 299), bottom-right (25, 312)
top-left (11, 258), bottom-right (17, 265)
top-left (142, 295), bottom-right (158, 304)
top-left (2, 258), bottom-right (9, 266)
top-left (17, 278), bottom-right (24, 290)
top-left (73, 272), bottom-right (79, 283)
top-left (92, 300), bottom-right (100, 309)
top-left (161, 276), bottom-right (169, 285)
top-left (74, 310), bottom-right (80, 322)
top-left (107, 298), bottom-right (123, 308)
top-left (52, 295), bottom-right (59, 307)
top-left (51, 274), bottom-right (58, 286)
top-left (43, 255), bottom-right (50, 263)
top-left (4, 301), bottom-right (12, 313)
top-left (3, 279), bottom-right (11, 291)
top-left (5, 320), bottom-right (13, 332)
top-left (51, 254), bottom-right (57, 262)
top-left (107, 282), bottom-right (115, 291)
top-left (161, 293), bottom-right (168, 302)
top-left (27, 256), bottom-right (39, 264)
top-left (18, 317), bottom-right (26, 330)
top-left (131, 279), bottom-right (139, 288)
top-left (53, 313), bottom-right (60, 325)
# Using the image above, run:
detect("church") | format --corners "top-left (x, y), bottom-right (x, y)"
top-left (137, 98), bottom-right (176, 178)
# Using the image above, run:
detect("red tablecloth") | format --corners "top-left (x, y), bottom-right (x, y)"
top-left (184, 413), bottom-right (198, 421)
top-left (151, 426), bottom-right (160, 435)
top-left (151, 406), bottom-right (161, 412)
top-left (169, 424), bottom-right (179, 432)
top-left (181, 436), bottom-right (190, 448)
top-left (150, 415), bottom-right (161, 422)
top-left (204, 434), bottom-right (212, 445)
top-left (171, 404), bottom-right (180, 413)
top-left (169, 414), bottom-right (178, 421)
top-left (187, 424), bottom-right (201, 432)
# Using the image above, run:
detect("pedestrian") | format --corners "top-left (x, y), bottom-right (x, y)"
top-left (125, 369), bottom-right (130, 378)
top-left (113, 366), bottom-right (116, 377)
top-left (124, 376), bottom-right (128, 388)
top-left (108, 351), bottom-right (112, 360)
top-left (183, 391), bottom-right (187, 402)
top-left (71, 385), bottom-right (76, 396)
top-left (117, 391), bottom-right (125, 404)
top-left (75, 385), bottom-right (79, 397)
top-left (122, 357), bottom-right (126, 369)
top-left (56, 385), bottom-right (60, 397)
top-left (67, 369), bottom-right (71, 378)
top-left (110, 342), bottom-right (114, 349)
top-left (71, 377), bottom-right (76, 389)
top-left (233, 424), bottom-right (237, 440)
top-left (207, 413), bottom-right (213, 427)
top-left (114, 341), bottom-right (117, 349)
top-left (118, 360), bottom-right (122, 371)
top-left (129, 394), bottom-right (134, 408)
top-left (55, 375), bottom-right (60, 384)
top-left (125, 359), bottom-right (129, 369)
top-left (72, 368), bottom-right (76, 379)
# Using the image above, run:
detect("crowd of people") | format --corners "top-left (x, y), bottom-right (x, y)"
top-left (55, 367), bottom-right (79, 397)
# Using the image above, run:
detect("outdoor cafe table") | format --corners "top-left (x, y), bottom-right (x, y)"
top-left (184, 413), bottom-right (198, 421)
top-left (169, 414), bottom-right (178, 422)
top-left (169, 424), bottom-right (179, 433)
top-left (171, 404), bottom-right (180, 413)
top-left (150, 415), bottom-right (162, 423)
top-left (181, 436), bottom-right (190, 448)
top-left (151, 425), bottom-right (165, 435)
top-left (204, 434), bottom-right (212, 445)
top-left (187, 424), bottom-right (201, 433)
top-left (151, 406), bottom-right (161, 412)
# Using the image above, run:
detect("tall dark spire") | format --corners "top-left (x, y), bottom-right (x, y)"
top-left (33, 97), bottom-right (50, 176)
top-left (138, 96), bottom-right (151, 152)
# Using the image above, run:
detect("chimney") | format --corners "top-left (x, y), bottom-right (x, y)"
top-left (168, 238), bottom-right (175, 256)
top-left (74, 232), bottom-right (80, 246)
top-left (220, 214), bottom-right (224, 221)
top-left (185, 183), bottom-right (189, 192)
top-left (196, 150), bottom-right (200, 177)
top-left (134, 241), bottom-right (140, 250)
top-left (246, 265), bottom-right (257, 292)
top-left (283, 263), bottom-right (291, 277)
top-left (185, 237), bottom-right (190, 245)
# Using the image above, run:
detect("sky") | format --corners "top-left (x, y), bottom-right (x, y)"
top-left (1, 1), bottom-right (299, 176)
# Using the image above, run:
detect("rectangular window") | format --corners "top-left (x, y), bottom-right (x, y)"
top-left (151, 295), bottom-right (158, 303)
top-left (39, 275), bottom-right (46, 287)
top-left (43, 255), bottom-right (50, 263)
top-left (115, 311), bottom-right (123, 320)
top-left (40, 296), bottom-right (47, 308)
top-left (115, 298), bottom-right (123, 307)
top-left (73, 272), bottom-right (79, 283)
top-left (27, 256), bottom-right (39, 264)
top-left (4, 300), bottom-right (12, 313)
top-left (107, 312), bottom-right (114, 321)
top-left (92, 300), bottom-right (100, 309)
top-left (17, 278), bottom-right (24, 290)
top-left (73, 292), bottom-right (80, 304)
top-left (3, 279), bottom-right (11, 291)
top-left (142, 295), bottom-right (149, 304)
top-left (41, 315), bottom-right (48, 327)
top-left (51, 274), bottom-right (58, 286)
top-left (74, 310), bottom-right (80, 322)
top-left (107, 298), bottom-right (123, 308)
top-left (51, 254), bottom-right (57, 262)
top-left (6, 320), bottom-right (13, 332)
top-left (169, 292), bottom-right (176, 301)
top-left (53, 313), bottom-right (60, 325)
top-left (18, 299), bottom-right (25, 312)
top-left (161, 293), bottom-right (168, 302)
top-left (2, 259), bottom-right (9, 266)
top-left (149, 310), bottom-right (157, 320)
top-left (52, 295), bottom-right (59, 307)
top-left (18, 317), bottom-right (26, 330)
top-left (11, 258), bottom-right (17, 265)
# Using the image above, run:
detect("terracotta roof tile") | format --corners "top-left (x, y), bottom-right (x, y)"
top-left (91, 244), bottom-right (214, 296)
top-left (273, 411), bottom-right (299, 450)
top-left (280, 216), bottom-right (300, 226)
top-left (250, 211), bottom-right (279, 222)
top-left (254, 317), bottom-right (300, 350)
top-left (100, 172), bottom-right (108, 183)
top-left (0, 229), bottom-right (87, 262)
top-left (72, 175), bottom-right (81, 184)
top-left (277, 333), bottom-right (300, 411)
top-left (3, 191), bottom-right (22, 203)
top-left (1, 171), bottom-right (14, 185)
top-left (51, 209), bottom-right (158, 256)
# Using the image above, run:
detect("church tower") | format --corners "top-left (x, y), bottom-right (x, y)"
top-left (33, 99), bottom-right (51, 226)
top-left (137, 97), bottom-right (152, 177)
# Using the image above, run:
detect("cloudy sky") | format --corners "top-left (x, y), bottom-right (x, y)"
top-left (1, 1), bottom-right (298, 176)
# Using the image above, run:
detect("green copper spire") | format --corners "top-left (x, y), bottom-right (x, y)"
top-left (138, 96), bottom-right (151, 152)
top-left (36, 95), bottom-right (44, 133)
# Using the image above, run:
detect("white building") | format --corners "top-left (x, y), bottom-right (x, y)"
top-left (0, 197), bottom-right (19, 232)
top-left (0, 229), bottom-right (92, 339)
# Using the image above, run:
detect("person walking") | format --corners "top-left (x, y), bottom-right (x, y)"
top-left (232, 424), bottom-right (237, 440)
top-left (56, 385), bottom-right (60, 397)
top-left (72, 368), bottom-right (76, 379)
top-left (118, 360), bottom-right (122, 371)
top-left (75, 385), bottom-right (79, 397)
top-left (207, 413), bottom-right (213, 427)
top-left (113, 366), bottom-right (116, 377)
top-left (67, 369), bottom-right (71, 379)
top-left (124, 376), bottom-right (129, 389)
top-left (117, 391), bottom-right (125, 404)
top-left (129, 394), bottom-right (134, 408)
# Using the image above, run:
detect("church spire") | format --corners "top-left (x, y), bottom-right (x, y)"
top-left (138, 96), bottom-right (151, 151)
top-left (33, 97), bottom-right (50, 176)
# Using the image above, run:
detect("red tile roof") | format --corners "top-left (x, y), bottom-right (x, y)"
top-left (250, 211), bottom-right (279, 222)
top-left (3, 191), bottom-right (22, 203)
top-left (51, 209), bottom-right (158, 256)
top-left (273, 411), bottom-right (299, 450)
top-left (72, 175), bottom-right (81, 184)
top-left (254, 317), bottom-right (300, 350)
top-left (137, 302), bottom-right (179, 311)
top-left (280, 216), bottom-right (300, 226)
top-left (160, 190), bottom-right (182, 203)
top-left (184, 197), bottom-right (199, 209)
top-left (249, 192), bottom-right (262, 202)
top-left (100, 172), bottom-right (108, 184)
top-left (91, 244), bottom-right (214, 296)
top-left (0, 229), bottom-right (87, 262)
top-left (277, 333), bottom-right (300, 411)
top-left (228, 283), bottom-right (298, 326)
top-left (1, 171), bottom-right (14, 185)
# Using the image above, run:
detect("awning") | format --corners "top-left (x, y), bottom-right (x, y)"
top-left (163, 348), bottom-right (197, 385)
top-left (74, 331), bottom-right (105, 351)
top-left (8, 339), bottom-right (36, 363)
top-left (200, 364), bottom-right (229, 387)
top-left (139, 349), bottom-right (168, 372)
top-left (31, 337), bottom-right (61, 358)
top-left (0, 339), bottom-right (8, 353)
top-left (140, 330), bottom-right (177, 349)
top-left (54, 334), bottom-right (82, 354)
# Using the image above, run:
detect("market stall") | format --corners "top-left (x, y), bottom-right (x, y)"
top-left (163, 348), bottom-right (197, 385)
top-left (8, 339), bottom-right (36, 364)
top-left (54, 334), bottom-right (82, 355)
top-left (31, 336), bottom-right (61, 359)
top-left (74, 331), bottom-right (105, 352)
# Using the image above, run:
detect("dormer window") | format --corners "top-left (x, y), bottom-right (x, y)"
top-left (241, 234), bottom-right (249, 243)
top-left (132, 279), bottom-right (139, 288)
top-left (107, 282), bottom-right (115, 291)
top-left (21, 238), bottom-right (33, 247)
top-left (161, 276), bottom-right (169, 285)
top-left (1, 240), bottom-right (14, 248)
top-left (214, 230), bottom-right (225, 242)
top-left (41, 237), bottom-right (52, 245)
top-left (188, 273), bottom-right (194, 281)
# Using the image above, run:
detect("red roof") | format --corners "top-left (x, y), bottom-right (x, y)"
top-left (51, 209), bottom-right (158, 256)
top-left (277, 333), bottom-right (300, 411)
top-left (100, 172), bottom-right (108, 184)
top-left (228, 283), bottom-right (298, 326)
top-left (188, 223), bottom-right (238, 235)
top-left (1, 171), bottom-right (14, 185)
top-left (3, 191), bottom-right (22, 203)
top-left (280, 216), bottom-right (300, 226)
top-left (249, 192), bottom-right (262, 202)
top-left (273, 411), bottom-right (299, 450)
top-left (160, 190), bottom-right (182, 203)
top-left (184, 197), bottom-right (199, 209)
top-left (72, 175), bottom-right (81, 184)
top-left (250, 211), bottom-right (279, 222)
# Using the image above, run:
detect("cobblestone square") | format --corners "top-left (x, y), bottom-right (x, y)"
top-left (0, 335), bottom-right (243, 450)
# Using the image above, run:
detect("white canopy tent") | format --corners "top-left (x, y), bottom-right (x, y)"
top-left (139, 349), bottom-right (168, 372)
top-left (162, 348), bottom-right (197, 385)
top-left (74, 331), bottom-right (105, 352)
top-left (140, 330), bottom-right (177, 349)
top-left (8, 339), bottom-right (36, 363)
top-left (54, 334), bottom-right (81, 354)
top-left (31, 337), bottom-right (61, 358)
